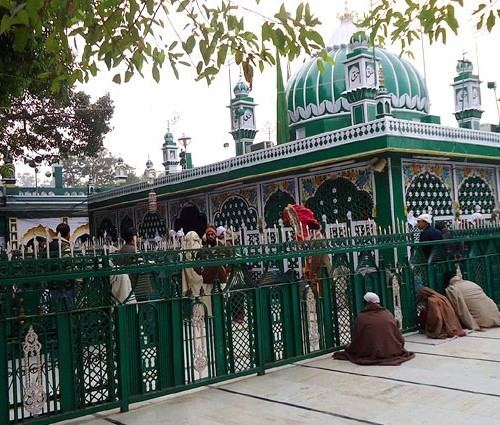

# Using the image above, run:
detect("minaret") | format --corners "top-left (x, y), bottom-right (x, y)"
top-left (343, 31), bottom-right (379, 125)
top-left (162, 130), bottom-right (179, 174)
top-left (2, 153), bottom-right (16, 186)
top-left (375, 64), bottom-right (392, 118)
top-left (452, 58), bottom-right (483, 130)
top-left (114, 156), bottom-right (128, 184)
top-left (229, 79), bottom-right (258, 156)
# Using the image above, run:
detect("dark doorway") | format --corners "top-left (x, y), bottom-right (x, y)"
top-left (174, 204), bottom-right (208, 237)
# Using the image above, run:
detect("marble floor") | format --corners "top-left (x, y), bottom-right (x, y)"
top-left (64, 327), bottom-right (500, 425)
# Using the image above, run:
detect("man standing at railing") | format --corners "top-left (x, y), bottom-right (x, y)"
top-left (416, 213), bottom-right (442, 258)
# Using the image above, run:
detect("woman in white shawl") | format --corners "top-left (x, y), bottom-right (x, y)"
top-left (182, 231), bottom-right (215, 315)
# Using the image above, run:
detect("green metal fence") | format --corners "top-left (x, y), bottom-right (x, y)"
top-left (1, 227), bottom-right (500, 424)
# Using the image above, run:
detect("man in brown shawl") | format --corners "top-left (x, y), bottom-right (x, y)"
top-left (333, 292), bottom-right (415, 365)
top-left (444, 271), bottom-right (500, 330)
top-left (418, 286), bottom-right (465, 339)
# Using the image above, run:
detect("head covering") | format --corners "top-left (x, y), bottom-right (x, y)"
top-left (416, 213), bottom-right (432, 224)
top-left (363, 292), bottom-right (380, 304)
top-left (216, 226), bottom-right (226, 237)
top-left (205, 225), bottom-right (216, 235)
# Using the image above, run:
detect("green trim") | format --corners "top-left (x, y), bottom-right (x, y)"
top-left (90, 134), bottom-right (500, 211)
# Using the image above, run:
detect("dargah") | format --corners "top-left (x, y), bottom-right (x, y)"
top-left (88, 14), bottom-right (500, 247)
top-left (3, 10), bottom-right (500, 425)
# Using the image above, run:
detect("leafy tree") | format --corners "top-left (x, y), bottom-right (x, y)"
top-left (62, 148), bottom-right (140, 187)
top-left (0, 1), bottom-right (325, 91)
top-left (361, 1), bottom-right (499, 55)
top-left (1, 90), bottom-right (113, 163)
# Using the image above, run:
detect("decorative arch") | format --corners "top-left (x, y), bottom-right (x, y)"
top-left (458, 175), bottom-right (495, 214)
top-left (173, 203), bottom-right (208, 237)
top-left (305, 177), bottom-right (373, 222)
top-left (96, 217), bottom-right (118, 241)
top-left (213, 196), bottom-right (258, 230)
top-left (20, 225), bottom-right (57, 246)
top-left (138, 212), bottom-right (167, 240)
top-left (264, 189), bottom-right (295, 227)
top-left (71, 223), bottom-right (90, 243)
top-left (119, 215), bottom-right (134, 239)
top-left (405, 171), bottom-right (452, 216)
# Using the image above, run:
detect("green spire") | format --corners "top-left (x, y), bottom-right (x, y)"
top-left (276, 52), bottom-right (290, 144)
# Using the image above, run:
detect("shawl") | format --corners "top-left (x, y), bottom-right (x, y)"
top-left (333, 303), bottom-right (415, 365)
top-left (446, 277), bottom-right (500, 329)
top-left (419, 286), bottom-right (465, 339)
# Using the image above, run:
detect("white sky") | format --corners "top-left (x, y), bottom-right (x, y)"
top-left (20, 0), bottom-right (500, 180)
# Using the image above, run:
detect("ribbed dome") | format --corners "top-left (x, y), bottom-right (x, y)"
top-left (286, 45), bottom-right (429, 128)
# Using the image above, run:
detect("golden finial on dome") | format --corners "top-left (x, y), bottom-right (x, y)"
top-left (337, 0), bottom-right (355, 22)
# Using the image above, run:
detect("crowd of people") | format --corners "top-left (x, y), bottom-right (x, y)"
top-left (43, 211), bottom-right (500, 369)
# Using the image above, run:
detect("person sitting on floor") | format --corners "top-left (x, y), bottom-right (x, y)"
top-left (444, 271), bottom-right (500, 330)
top-left (418, 286), bottom-right (465, 339)
top-left (333, 292), bottom-right (415, 366)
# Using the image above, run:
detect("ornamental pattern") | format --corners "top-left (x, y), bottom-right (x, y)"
top-left (264, 189), bottom-right (296, 227)
top-left (261, 179), bottom-right (296, 205)
top-left (210, 187), bottom-right (258, 215)
top-left (300, 167), bottom-right (373, 201)
top-left (455, 166), bottom-right (497, 198)
top-left (405, 171), bottom-right (453, 216)
top-left (305, 177), bottom-right (373, 222)
top-left (458, 175), bottom-right (495, 214)
top-left (213, 196), bottom-right (258, 231)
top-left (403, 163), bottom-right (452, 193)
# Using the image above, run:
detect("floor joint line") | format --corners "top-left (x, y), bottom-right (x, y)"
top-left (298, 364), bottom-right (500, 398)
top-left (211, 386), bottom-right (385, 425)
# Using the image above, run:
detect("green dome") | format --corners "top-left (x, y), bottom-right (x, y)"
top-left (286, 45), bottom-right (429, 129)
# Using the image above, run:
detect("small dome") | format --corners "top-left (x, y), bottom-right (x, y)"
top-left (145, 158), bottom-right (153, 168)
top-left (349, 31), bottom-right (368, 47)
top-left (117, 156), bottom-right (124, 165)
top-left (456, 59), bottom-right (473, 74)
top-left (234, 79), bottom-right (250, 97)
top-left (163, 131), bottom-right (175, 146)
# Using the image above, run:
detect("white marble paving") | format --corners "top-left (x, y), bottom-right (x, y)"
top-left (63, 329), bottom-right (500, 425)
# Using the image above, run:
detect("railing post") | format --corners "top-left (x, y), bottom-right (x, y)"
top-left (254, 285), bottom-right (266, 375)
top-left (211, 280), bottom-right (228, 376)
top-left (57, 311), bottom-right (76, 412)
top-left (319, 267), bottom-right (334, 349)
top-left (0, 319), bottom-right (9, 425)
top-left (116, 305), bottom-right (131, 412)
top-left (290, 278), bottom-right (303, 357)
top-left (170, 291), bottom-right (184, 386)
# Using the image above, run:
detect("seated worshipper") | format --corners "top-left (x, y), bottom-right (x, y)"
top-left (333, 292), bottom-right (415, 365)
top-left (418, 286), bottom-right (465, 339)
top-left (444, 271), bottom-right (500, 330)
top-left (416, 213), bottom-right (442, 258)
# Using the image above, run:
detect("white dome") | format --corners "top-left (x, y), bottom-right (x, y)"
top-left (328, 13), bottom-right (357, 47)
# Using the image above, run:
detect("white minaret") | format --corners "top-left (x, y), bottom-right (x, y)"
top-left (452, 58), bottom-right (483, 130)
top-left (162, 131), bottom-right (179, 174)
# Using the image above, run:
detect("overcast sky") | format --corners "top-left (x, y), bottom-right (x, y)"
top-left (25, 0), bottom-right (500, 181)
